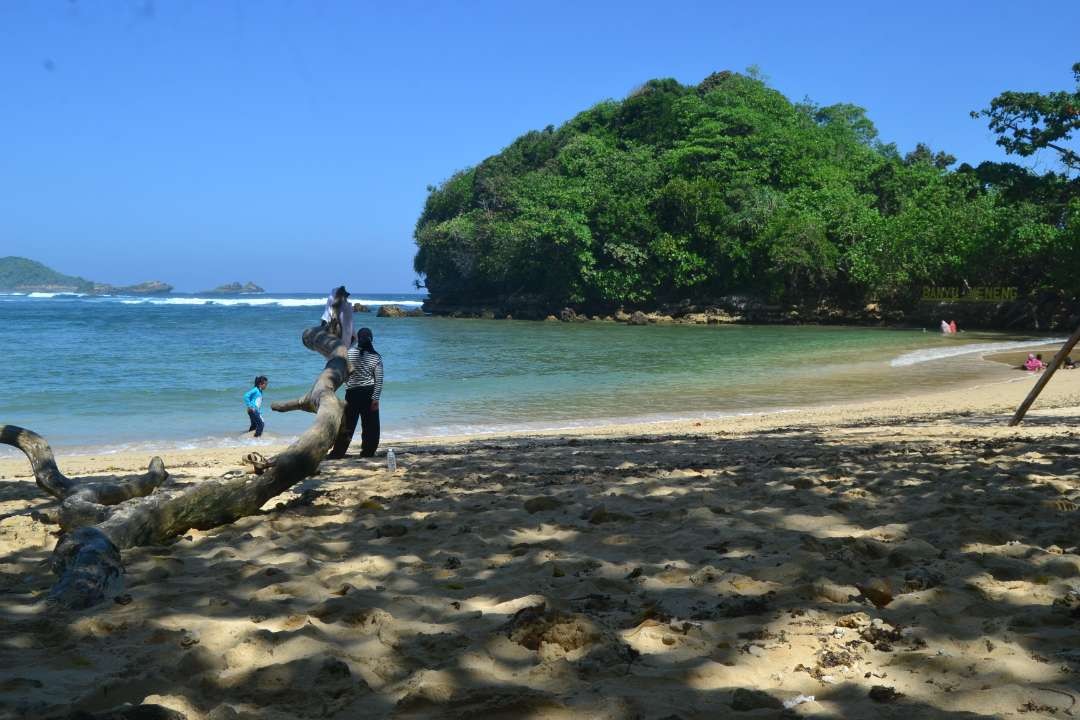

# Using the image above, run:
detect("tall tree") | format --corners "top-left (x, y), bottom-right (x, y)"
top-left (972, 62), bottom-right (1080, 175)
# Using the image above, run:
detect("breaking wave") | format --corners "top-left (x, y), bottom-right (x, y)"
top-left (114, 296), bottom-right (424, 307)
top-left (889, 338), bottom-right (1068, 367)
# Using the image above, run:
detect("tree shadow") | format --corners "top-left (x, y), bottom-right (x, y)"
top-left (2, 412), bottom-right (1080, 718)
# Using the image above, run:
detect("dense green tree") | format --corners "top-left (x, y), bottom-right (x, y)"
top-left (415, 66), bottom-right (1080, 311)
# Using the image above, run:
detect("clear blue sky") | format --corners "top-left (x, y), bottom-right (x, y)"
top-left (2, 1), bottom-right (1076, 292)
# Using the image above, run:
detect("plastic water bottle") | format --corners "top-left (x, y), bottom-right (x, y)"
top-left (387, 448), bottom-right (397, 472)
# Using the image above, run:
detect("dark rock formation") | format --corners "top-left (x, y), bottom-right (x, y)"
top-left (204, 281), bottom-right (265, 294)
top-left (420, 291), bottom-right (1080, 331)
top-left (90, 281), bottom-right (173, 296)
top-left (377, 304), bottom-right (407, 318)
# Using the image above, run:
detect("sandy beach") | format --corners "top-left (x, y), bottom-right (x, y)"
top-left (3, 366), bottom-right (1080, 719)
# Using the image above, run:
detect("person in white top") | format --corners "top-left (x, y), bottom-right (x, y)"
top-left (321, 285), bottom-right (355, 346)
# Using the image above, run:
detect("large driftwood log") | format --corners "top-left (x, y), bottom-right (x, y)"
top-left (0, 325), bottom-right (348, 609)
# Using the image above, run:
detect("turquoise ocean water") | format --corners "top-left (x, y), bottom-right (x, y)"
top-left (0, 291), bottom-right (1063, 455)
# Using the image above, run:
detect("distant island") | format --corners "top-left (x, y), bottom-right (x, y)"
top-left (0, 256), bottom-right (172, 295)
top-left (203, 281), bottom-right (265, 294)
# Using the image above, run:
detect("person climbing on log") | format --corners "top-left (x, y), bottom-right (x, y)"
top-left (321, 285), bottom-right (355, 346)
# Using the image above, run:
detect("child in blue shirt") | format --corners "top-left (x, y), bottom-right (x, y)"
top-left (244, 376), bottom-right (268, 437)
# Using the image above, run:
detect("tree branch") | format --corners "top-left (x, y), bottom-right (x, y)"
top-left (0, 425), bottom-right (169, 505)
top-left (272, 396), bottom-right (317, 413)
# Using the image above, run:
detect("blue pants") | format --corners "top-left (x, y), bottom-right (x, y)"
top-left (247, 409), bottom-right (264, 437)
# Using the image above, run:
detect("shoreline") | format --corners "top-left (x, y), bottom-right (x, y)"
top-left (4, 352), bottom-right (1077, 480)
top-left (0, 337), bottom-right (1068, 469)
top-left (421, 293), bottom-right (1080, 332)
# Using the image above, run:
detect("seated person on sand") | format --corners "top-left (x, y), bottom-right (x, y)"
top-left (321, 285), bottom-right (355, 346)
top-left (1065, 356), bottom-right (1077, 370)
top-left (1025, 353), bottom-right (1046, 372)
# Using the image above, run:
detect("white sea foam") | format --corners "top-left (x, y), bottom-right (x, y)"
top-left (4, 292), bottom-right (424, 307)
top-left (889, 338), bottom-right (1068, 367)
top-left (115, 296), bottom-right (424, 308)
top-left (350, 298), bottom-right (424, 307)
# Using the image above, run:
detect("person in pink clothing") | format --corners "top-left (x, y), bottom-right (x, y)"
top-left (1024, 353), bottom-right (1045, 371)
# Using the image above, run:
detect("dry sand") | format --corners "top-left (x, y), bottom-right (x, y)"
top-left (3, 367), bottom-right (1080, 719)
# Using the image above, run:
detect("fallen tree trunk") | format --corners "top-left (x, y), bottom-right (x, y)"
top-left (0, 325), bottom-right (348, 609)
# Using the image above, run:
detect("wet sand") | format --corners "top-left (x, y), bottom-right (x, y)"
top-left (2, 369), bottom-right (1080, 719)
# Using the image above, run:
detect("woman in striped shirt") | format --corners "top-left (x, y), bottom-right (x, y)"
top-left (328, 327), bottom-right (383, 458)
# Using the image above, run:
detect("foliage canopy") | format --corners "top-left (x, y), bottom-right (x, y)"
top-left (415, 68), bottom-right (1080, 310)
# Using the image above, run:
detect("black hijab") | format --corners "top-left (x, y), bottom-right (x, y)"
top-left (356, 327), bottom-right (377, 355)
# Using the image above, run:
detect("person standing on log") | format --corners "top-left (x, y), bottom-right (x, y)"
top-left (321, 285), bottom-right (355, 347)
top-left (328, 327), bottom-right (383, 458)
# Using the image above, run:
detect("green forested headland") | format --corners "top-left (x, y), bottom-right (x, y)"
top-left (0, 257), bottom-right (173, 295)
top-left (414, 67), bottom-right (1079, 322)
top-left (0, 257), bottom-right (94, 293)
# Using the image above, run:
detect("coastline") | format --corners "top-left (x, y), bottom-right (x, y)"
top-left (3, 352), bottom-right (1077, 479)
top-left (421, 292), bottom-right (1080, 332)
